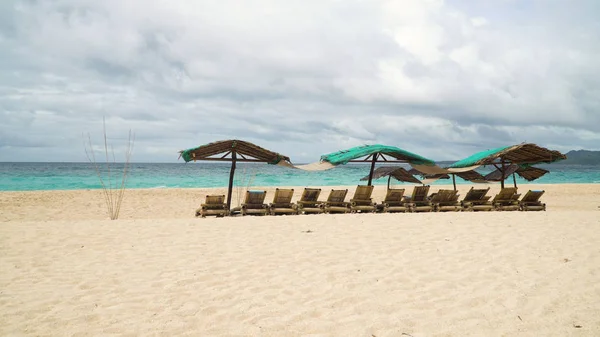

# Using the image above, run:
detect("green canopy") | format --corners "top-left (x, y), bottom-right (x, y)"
top-left (320, 144), bottom-right (435, 186)
top-left (449, 143), bottom-right (565, 169)
top-left (321, 144), bottom-right (435, 166)
top-left (448, 143), bottom-right (566, 188)
top-left (448, 145), bottom-right (512, 169)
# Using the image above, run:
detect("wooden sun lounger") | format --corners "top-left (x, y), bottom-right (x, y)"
top-left (461, 187), bottom-right (493, 211)
top-left (195, 194), bottom-right (228, 217)
top-left (378, 188), bottom-right (409, 213)
top-left (241, 190), bottom-right (269, 216)
top-left (431, 189), bottom-right (461, 212)
top-left (350, 185), bottom-right (377, 213)
top-left (492, 187), bottom-right (521, 211)
top-left (297, 188), bottom-right (323, 214)
top-left (404, 185), bottom-right (432, 212)
top-left (269, 188), bottom-right (298, 215)
top-left (323, 189), bottom-right (350, 214)
top-left (519, 190), bottom-right (546, 211)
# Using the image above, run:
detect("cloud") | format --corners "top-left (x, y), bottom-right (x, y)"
top-left (1, 0), bottom-right (599, 163)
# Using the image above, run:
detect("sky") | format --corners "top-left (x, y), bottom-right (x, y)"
top-left (1, 0), bottom-right (599, 163)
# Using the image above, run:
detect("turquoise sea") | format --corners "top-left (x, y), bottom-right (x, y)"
top-left (0, 162), bottom-right (598, 191)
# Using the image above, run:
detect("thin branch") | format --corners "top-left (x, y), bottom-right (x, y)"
top-left (115, 130), bottom-right (135, 219)
top-left (84, 133), bottom-right (112, 217)
top-left (83, 118), bottom-right (135, 220)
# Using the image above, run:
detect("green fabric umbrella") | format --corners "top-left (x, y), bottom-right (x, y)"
top-left (320, 144), bottom-right (436, 186)
top-left (448, 143), bottom-right (565, 188)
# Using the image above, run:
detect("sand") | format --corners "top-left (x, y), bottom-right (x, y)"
top-left (1, 184), bottom-right (599, 336)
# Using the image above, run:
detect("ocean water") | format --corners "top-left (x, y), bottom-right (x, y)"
top-left (0, 162), bottom-right (598, 191)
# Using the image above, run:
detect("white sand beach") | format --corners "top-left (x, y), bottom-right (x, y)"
top-left (1, 184), bottom-right (600, 336)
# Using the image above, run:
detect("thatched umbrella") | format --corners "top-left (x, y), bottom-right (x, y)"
top-left (515, 166), bottom-right (549, 181)
top-left (360, 166), bottom-right (423, 189)
top-left (484, 164), bottom-right (549, 188)
top-left (408, 168), bottom-right (451, 182)
top-left (448, 143), bottom-right (565, 189)
top-left (451, 170), bottom-right (488, 189)
top-left (316, 144), bottom-right (436, 186)
top-left (408, 168), bottom-right (487, 190)
top-left (179, 140), bottom-right (293, 212)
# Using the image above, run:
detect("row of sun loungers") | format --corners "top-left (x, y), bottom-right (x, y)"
top-left (195, 186), bottom-right (546, 217)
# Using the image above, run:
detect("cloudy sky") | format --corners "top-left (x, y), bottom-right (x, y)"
top-left (1, 0), bottom-right (599, 163)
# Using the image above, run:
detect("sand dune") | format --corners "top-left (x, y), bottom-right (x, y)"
top-left (1, 184), bottom-right (599, 336)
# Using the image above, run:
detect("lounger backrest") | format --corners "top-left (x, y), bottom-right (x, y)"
top-left (412, 185), bottom-right (430, 202)
top-left (272, 188), bottom-right (294, 204)
top-left (429, 190), bottom-right (441, 203)
top-left (327, 189), bottom-right (348, 203)
top-left (205, 195), bottom-right (225, 205)
top-left (431, 189), bottom-right (456, 203)
top-left (493, 187), bottom-right (518, 202)
top-left (300, 188), bottom-right (321, 202)
top-left (521, 190), bottom-right (545, 203)
top-left (384, 189), bottom-right (405, 203)
top-left (464, 187), bottom-right (490, 202)
top-left (449, 191), bottom-right (460, 202)
top-left (245, 190), bottom-right (267, 205)
top-left (352, 185), bottom-right (374, 201)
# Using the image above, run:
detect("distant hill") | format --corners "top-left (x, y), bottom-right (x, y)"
top-left (562, 150), bottom-right (600, 165)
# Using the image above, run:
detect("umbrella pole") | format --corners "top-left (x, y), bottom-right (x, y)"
top-left (226, 151), bottom-right (237, 212)
top-left (500, 159), bottom-right (505, 189)
top-left (387, 175), bottom-right (391, 190)
top-left (512, 173), bottom-right (517, 188)
top-left (367, 153), bottom-right (378, 186)
top-left (452, 174), bottom-right (456, 191)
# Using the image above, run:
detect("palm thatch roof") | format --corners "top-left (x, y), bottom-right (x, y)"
top-left (484, 164), bottom-right (519, 181)
top-left (321, 144), bottom-right (435, 166)
top-left (426, 173), bottom-right (450, 179)
top-left (407, 168), bottom-right (448, 179)
top-left (410, 167), bottom-right (487, 183)
top-left (407, 168), bottom-right (421, 175)
top-left (449, 143), bottom-right (566, 168)
top-left (517, 166), bottom-right (549, 181)
top-left (455, 170), bottom-right (487, 183)
top-left (360, 167), bottom-right (423, 184)
top-left (484, 164), bottom-right (549, 182)
top-left (179, 139), bottom-right (291, 164)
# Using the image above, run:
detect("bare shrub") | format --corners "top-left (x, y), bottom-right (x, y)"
top-left (83, 117), bottom-right (135, 220)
